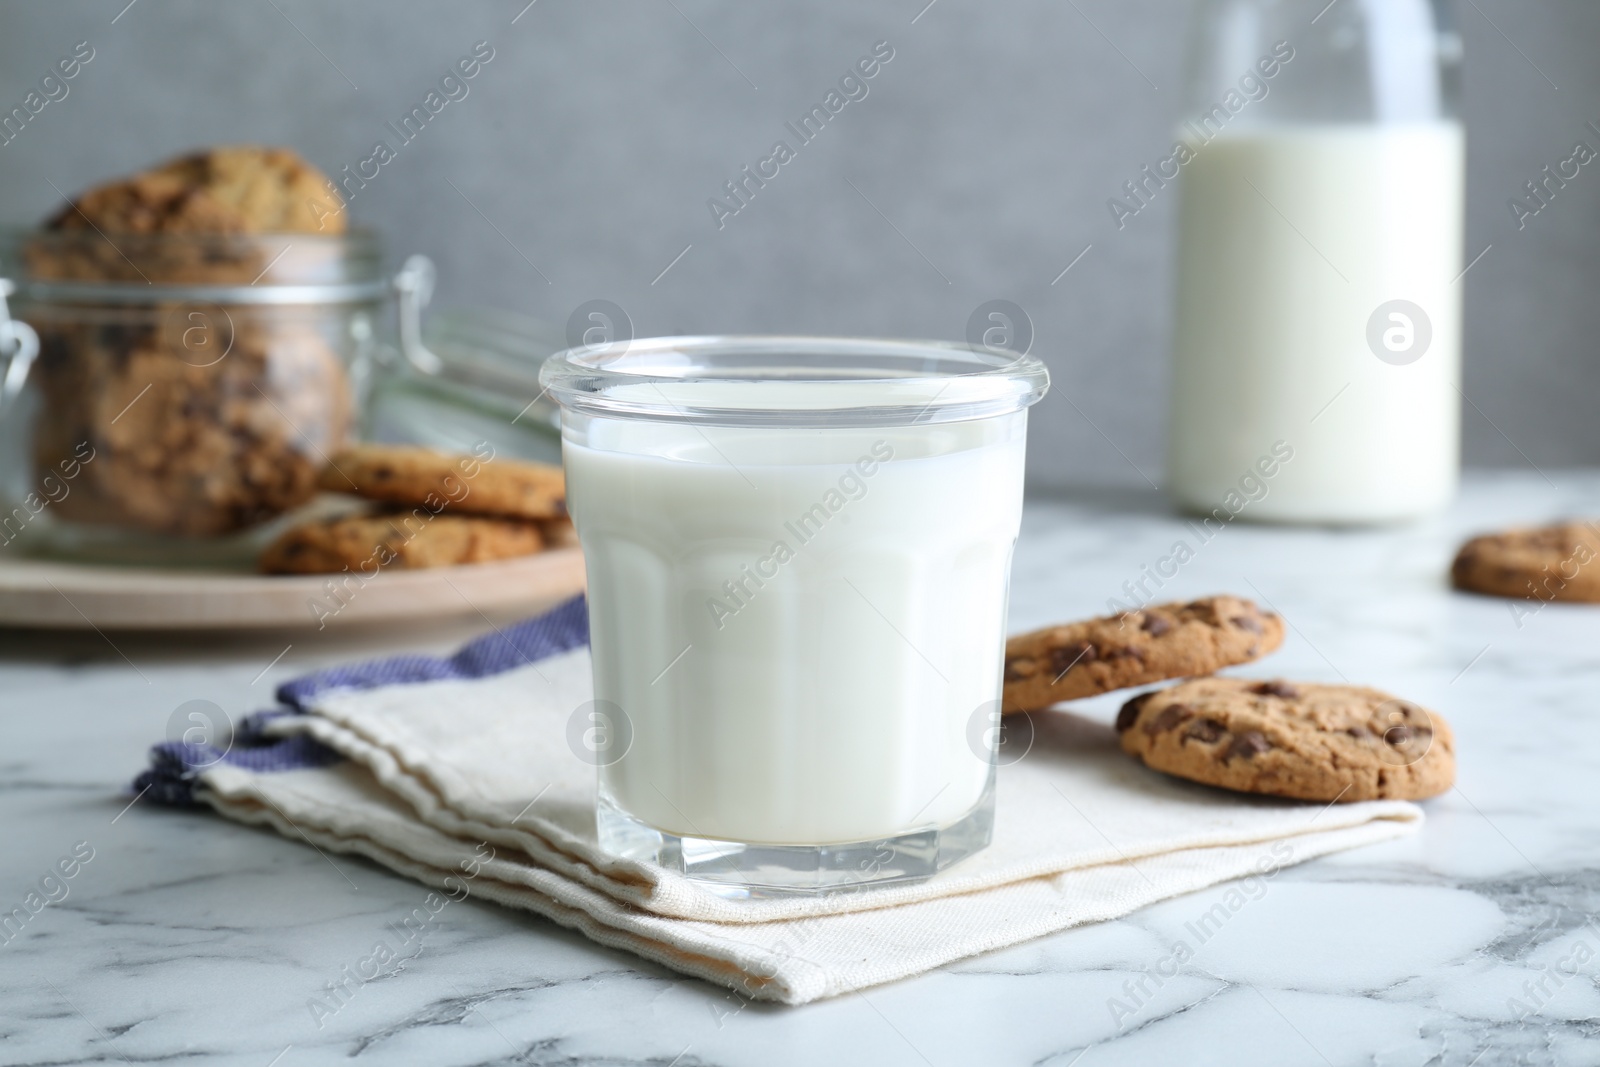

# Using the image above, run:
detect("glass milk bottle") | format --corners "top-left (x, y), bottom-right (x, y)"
top-left (1167, 0), bottom-right (1463, 523)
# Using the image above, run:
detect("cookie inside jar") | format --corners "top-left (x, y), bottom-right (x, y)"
top-left (28, 301), bottom-right (352, 537)
top-left (2, 147), bottom-right (387, 551)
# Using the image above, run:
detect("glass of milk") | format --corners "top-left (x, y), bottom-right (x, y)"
top-left (1168, 0), bottom-right (1464, 523)
top-left (541, 336), bottom-right (1049, 895)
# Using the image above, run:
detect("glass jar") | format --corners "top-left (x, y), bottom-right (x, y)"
top-left (0, 230), bottom-right (385, 563)
top-left (1167, 0), bottom-right (1463, 523)
top-left (541, 336), bottom-right (1049, 895)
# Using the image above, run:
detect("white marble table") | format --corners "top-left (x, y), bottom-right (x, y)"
top-left (4, 472), bottom-right (1598, 1066)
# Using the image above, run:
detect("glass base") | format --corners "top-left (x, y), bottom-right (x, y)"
top-left (596, 770), bottom-right (995, 898)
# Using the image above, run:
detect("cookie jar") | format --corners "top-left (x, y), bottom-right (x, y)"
top-left (0, 230), bottom-right (386, 562)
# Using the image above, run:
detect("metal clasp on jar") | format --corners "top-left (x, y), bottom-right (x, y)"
top-left (392, 253), bottom-right (444, 375)
top-left (0, 277), bottom-right (40, 409)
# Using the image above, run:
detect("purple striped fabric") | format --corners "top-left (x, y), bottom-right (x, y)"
top-left (134, 595), bottom-right (589, 806)
top-left (278, 594), bottom-right (589, 706)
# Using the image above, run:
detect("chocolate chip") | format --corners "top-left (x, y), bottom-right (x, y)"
top-left (1143, 702), bottom-right (1194, 736)
top-left (1140, 614), bottom-right (1172, 636)
top-left (1114, 694), bottom-right (1151, 733)
top-left (1384, 725), bottom-right (1413, 746)
top-left (1100, 644), bottom-right (1145, 662)
top-left (1231, 615), bottom-right (1263, 633)
top-left (1226, 731), bottom-right (1271, 759)
top-left (1346, 725), bottom-right (1373, 740)
top-left (1049, 641), bottom-right (1098, 675)
top-left (1253, 680), bottom-right (1300, 699)
top-left (1004, 658), bottom-right (1038, 682)
top-left (1185, 719), bottom-right (1225, 743)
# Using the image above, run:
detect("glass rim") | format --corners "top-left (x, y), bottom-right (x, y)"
top-left (539, 335), bottom-right (1050, 428)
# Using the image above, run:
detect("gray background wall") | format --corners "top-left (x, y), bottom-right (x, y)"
top-left (0, 0), bottom-right (1596, 490)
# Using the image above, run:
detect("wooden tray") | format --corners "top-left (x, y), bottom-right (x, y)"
top-left (0, 548), bottom-right (586, 630)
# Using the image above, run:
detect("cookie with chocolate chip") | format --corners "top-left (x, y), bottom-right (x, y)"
top-left (319, 445), bottom-right (566, 521)
top-left (1001, 596), bottom-right (1284, 713)
top-left (1451, 521), bottom-right (1600, 602)
top-left (1115, 678), bottom-right (1455, 802)
top-left (260, 512), bottom-right (544, 574)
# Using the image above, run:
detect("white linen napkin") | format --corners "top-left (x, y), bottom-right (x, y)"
top-left (171, 600), bottom-right (1422, 1005)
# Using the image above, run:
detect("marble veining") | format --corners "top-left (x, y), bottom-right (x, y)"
top-left (3, 474), bottom-right (1600, 1065)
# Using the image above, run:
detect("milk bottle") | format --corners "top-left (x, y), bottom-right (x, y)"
top-left (1168, 0), bottom-right (1464, 523)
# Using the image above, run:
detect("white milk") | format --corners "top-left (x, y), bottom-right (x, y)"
top-left (564, 397), bottom-right (1026, 846)
top-left (1168, 123), bottom-right (1464, 523)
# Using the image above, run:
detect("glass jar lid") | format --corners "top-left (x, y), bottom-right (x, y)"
top-left (539, 335), bottom-right (1050, 428)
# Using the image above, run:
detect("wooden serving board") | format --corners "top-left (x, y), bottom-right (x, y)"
top-left (0, 548), bottom-right (586, 630)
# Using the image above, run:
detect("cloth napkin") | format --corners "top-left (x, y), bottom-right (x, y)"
top-left (137, 596), bottom-right (1422, 1005)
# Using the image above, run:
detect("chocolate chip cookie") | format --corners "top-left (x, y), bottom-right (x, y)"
top-left (1116, 678), bottom-right (1455, 802)
top-left (319, 445), bottom-right (565, 520)
top-left (1451, 521), bottom-right (1600, 603)
top-left (260, 512), bottom-right (544, 574)
top-left (1002, 596), bottom-right (1283, 712)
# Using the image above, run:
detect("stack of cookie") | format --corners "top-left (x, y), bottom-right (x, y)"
top-left (1002, 596), bottom-right (1455, 803)
top-left (259, 445), bottom-right (573, 574)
